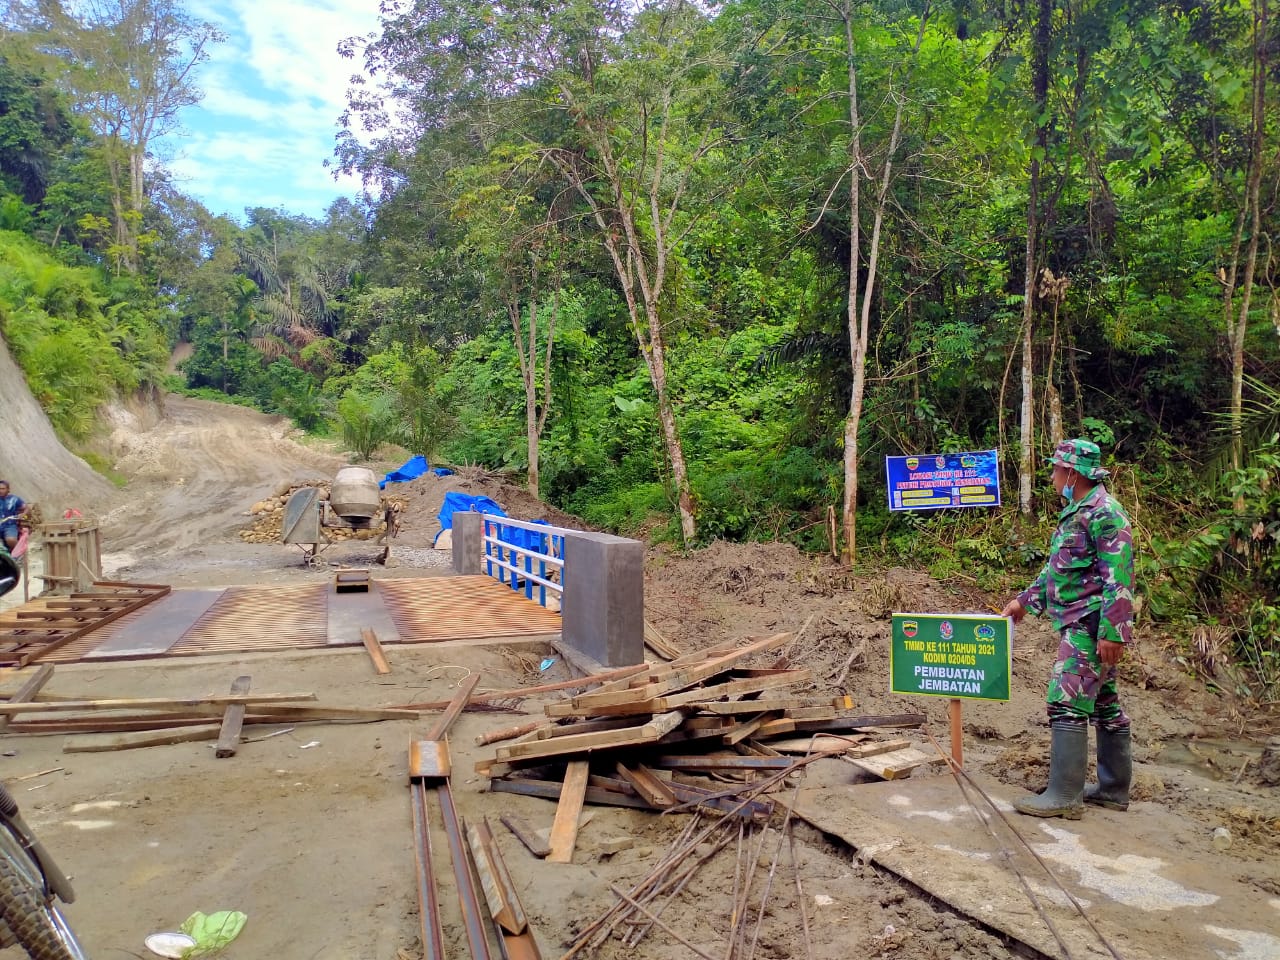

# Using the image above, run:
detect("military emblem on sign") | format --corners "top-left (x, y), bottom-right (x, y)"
top-left (940, 620), bottom-right (953, 640)
top-left (935, 457), bottom-right (945, 469)
top-left (902, 620), bottom-right (918, 638)
top-left (906, 458), bottom-right (918, 470)
top-left (975, 623), bottom-right (996, 640)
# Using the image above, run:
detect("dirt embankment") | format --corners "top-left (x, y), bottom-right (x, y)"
top-left (0, 335), bottom-right (112, 509)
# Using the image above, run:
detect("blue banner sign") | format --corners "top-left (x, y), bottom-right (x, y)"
top-left (885, 450), bottom-right (1001, 512)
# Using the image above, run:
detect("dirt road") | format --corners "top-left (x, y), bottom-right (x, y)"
top-left (97, 395), bottom-right (346, 576)
top-left (1, 394), bottom-right (1277, 960)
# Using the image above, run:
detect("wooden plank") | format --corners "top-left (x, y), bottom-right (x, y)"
top-left (756, 712), bottom-right (927, 739)
top-left (498, 814), bottom-right (551, 858)
top-left (360, 628), bottom-right (392, 675)
top-left (423, 673), bottom-right (482, 741)
top-left (63, 724), bottom-right (222, 753)
top-left (546, 668), bottom-right (810, 718)
top-left (615, 762), bottom-right (677, 808)
top-left (642, 620), bottom-right (681, 660)
top-left (547, 760), bottom-right (590, 863)
top-left (0, 692), bottom-right (318, 714)
top-left (846, 746), bottom-right (941, 780)
top-left (720, 712), bottom-right (774, 746)
top-left (648, 755), bottom-right (794, 771)
top-left (494, 710), bottom-right (685, 762)
top-left (571, 632), bottom-right (793, 709)
top-left (466, 817), bottom-right (527, 934)
top-left (535, 717), bottom-right (641, 740)
top-left (487, 776), bottom-right (653, 812)
top-left (11, 705), bottom-right (419, 734)
top-left (639, 632), bottom-right (793, 686)
top-left (0, 664), bottom-right (54, 732)
top-left (214, 675), bottom-right (251, 758)
top-left (765, 734), bottom-right (870, 754)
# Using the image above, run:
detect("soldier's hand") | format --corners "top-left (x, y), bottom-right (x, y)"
top-left (1098, 639), bottom-right (1125, 666)
top-left (1001, 599), bottom-right (1026, 623)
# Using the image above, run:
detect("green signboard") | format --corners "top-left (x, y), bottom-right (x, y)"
top-left (890, 613), bottom-right (1012, 702)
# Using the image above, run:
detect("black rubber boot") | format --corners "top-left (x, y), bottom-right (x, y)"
top-left (1013, 721), bottom-right (1086, 820)
top-left (1085, 726), bottom-right (1132, 811)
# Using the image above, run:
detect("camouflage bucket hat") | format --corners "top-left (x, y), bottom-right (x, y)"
top-left (1045, 438), bottom-right (1110, 479)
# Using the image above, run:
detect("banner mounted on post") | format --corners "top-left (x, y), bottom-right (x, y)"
top-left (890, 613), bottom-right (1012, 702)
top-left (885, 449), bottom-right (1000, 512)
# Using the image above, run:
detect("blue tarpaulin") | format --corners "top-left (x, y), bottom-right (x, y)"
top-left (499, 518), bottom-right (550, 552)
top-left (435, 492), bottom-right (506, 545)
top-left (380, 455), bottom-right (429, 489)
top-left (432, 467), bottom-right (453, 477)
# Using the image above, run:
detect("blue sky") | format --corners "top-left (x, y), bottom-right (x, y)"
top-left (161, 0), bottom-right (384, 223)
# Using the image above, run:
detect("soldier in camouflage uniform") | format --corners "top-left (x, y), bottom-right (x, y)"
top-left (1001, 439), bottom-right (1135, 819)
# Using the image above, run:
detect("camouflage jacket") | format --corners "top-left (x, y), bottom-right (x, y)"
top-left (1017, 484), bottom-right (1135, 644)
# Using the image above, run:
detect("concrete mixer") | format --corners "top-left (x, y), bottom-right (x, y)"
top-left (280, 466), bottom-right (402, 566)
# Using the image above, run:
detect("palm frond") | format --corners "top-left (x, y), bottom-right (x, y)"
top-left (1202, 375), bottom-right (1280, 485)
top-left (752, 331), bottom-right (848, 375)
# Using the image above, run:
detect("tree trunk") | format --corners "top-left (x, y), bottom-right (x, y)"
top-left (1224, 0), bottom-right (1268, 484)
top-left (556, 139), bottom-right (698, 543)
top-left (840, 2), bottom-right (927, 564)
top-left (1019, 0), bottom-right (1052, 514)
top-left (840, 5), bottom-right (864, 566)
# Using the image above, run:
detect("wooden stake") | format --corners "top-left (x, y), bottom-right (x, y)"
top-left (949, 698), bottom-right (963, 767)
top-left (215, 676), bottom-right (251, 758)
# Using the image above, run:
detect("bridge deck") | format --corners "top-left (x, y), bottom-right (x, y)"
top-left (4, 575), bottom-right (561, 663)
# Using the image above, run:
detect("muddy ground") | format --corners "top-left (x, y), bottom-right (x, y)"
top-left (1, 394), bottom-right (1278, 960)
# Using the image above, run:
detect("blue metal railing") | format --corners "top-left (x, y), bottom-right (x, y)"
top-left (479, 514), bottom-right (565, 610)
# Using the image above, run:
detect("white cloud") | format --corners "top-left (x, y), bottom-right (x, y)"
top-left (164, 0), bottom-right (382, 220)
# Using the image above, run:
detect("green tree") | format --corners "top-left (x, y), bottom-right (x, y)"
top-left (7, 0), bottom-right (222, 268)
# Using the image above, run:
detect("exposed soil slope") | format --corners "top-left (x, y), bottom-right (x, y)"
top-left (0, 335), bottom-right (112, 507)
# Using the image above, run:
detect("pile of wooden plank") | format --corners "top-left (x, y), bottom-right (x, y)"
top-left (476, 632), bottom-right (932, 844)
top-left (0, 665), bottom-right (423, 755)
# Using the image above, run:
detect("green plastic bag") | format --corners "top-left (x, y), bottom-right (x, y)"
top-left (178, 910), bottom-right (247, 957)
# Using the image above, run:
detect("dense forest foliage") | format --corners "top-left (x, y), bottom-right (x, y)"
top-left (0, 0), bottom-right (1277, 695)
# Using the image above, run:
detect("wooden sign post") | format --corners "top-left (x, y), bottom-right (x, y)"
top-left (889, 613), bottom-right (1012, 769)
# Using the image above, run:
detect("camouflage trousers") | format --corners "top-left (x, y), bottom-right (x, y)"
top-left (1045, 621), bottom-right (1130, 732)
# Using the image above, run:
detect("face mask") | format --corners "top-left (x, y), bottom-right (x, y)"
top-left (1062, 483), bottom-right (1074, 501)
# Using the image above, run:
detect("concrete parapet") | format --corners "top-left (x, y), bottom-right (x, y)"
top-left (561, 531), bottom-right (643, 667)
top-left (452, 512), bottom-right (483, 575)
